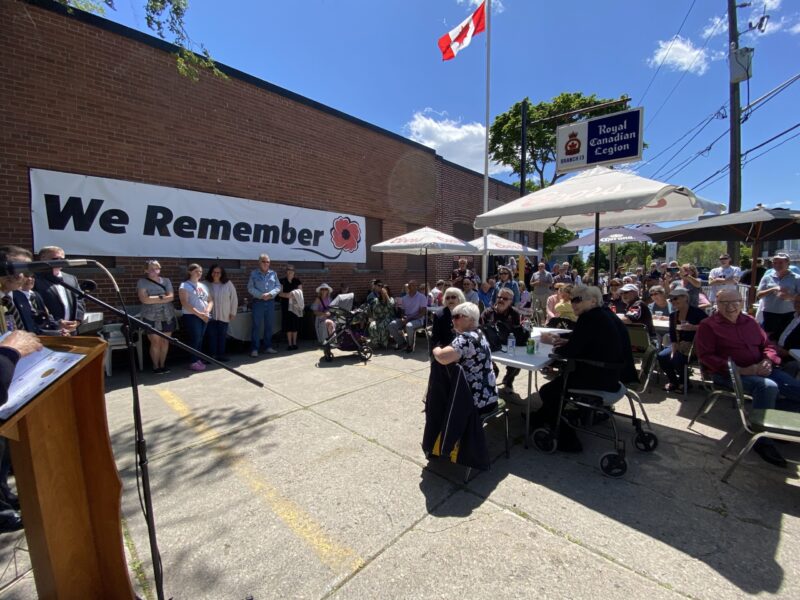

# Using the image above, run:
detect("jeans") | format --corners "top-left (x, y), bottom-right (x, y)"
top-left (388, 317), bottom-right (426, 349)
top-left (207, 320), bottom-right (229, 358)
top-left (251, 299), bottom-right (275, 352)
top-left (713, 369), bottom-right (800, 410)
top-left (182, 314), bottom-right (207, 353)
top-left (657, 347), bottom-right (689, 386)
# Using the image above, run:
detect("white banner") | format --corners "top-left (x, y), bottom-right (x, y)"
top-left (29, 169), bottom-right (366, 263)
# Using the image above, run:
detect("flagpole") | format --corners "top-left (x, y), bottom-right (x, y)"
top-left (481, 0), bottom-right (491, 281)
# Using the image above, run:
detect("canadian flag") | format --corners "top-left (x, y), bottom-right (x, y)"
top-left (438, 1), bottom-right (486, 61)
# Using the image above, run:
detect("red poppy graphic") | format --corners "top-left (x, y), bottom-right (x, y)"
top-left (330, 217), bottom-right (361, 253)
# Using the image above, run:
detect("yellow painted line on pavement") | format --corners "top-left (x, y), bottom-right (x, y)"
top-left (155, 389), bottom-right (364, 573)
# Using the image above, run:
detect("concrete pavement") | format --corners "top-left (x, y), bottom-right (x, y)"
top-left (1, 340), bottom-right (799, 598)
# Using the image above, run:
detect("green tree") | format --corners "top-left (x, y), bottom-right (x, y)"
top-left (543, 226), bottom-right (577, 260)
top-left (677, 241), bottom-right (726, 267)
top-left (61, 0), bottom-right (222, 80)
top-left (489, 92), bottom-right (626, 188)
top-left (570, 254), bottom-right (585, 276)
top-left (586, 246), bottom-right (609, 271)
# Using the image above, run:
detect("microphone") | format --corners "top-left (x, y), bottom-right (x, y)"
top-left (0, 259), bottom-right (92, 276)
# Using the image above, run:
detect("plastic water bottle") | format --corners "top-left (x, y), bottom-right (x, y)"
top-left (507, 336), bottom-right (516, 356)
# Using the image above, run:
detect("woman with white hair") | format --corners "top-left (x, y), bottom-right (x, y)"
top-left (433, 302), bottom-right (498, 412)
top-left (430, 287), bottom-right (466, 350)
top-left (536, 285), bottom-right (637, 451)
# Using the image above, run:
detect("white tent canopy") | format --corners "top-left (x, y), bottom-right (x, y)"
top-left (473, 166), bottom-right (725, 232)
top-left (371, 227), bottom-right (478, 255)
top-left (467, 233), bottom-right (538, 255)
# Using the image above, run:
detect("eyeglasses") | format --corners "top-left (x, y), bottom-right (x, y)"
top-left (651, 291), bottom-right (662, 296)
top-left (718, 300), bottom-right (742, 305)
top-left (452, 314), bottom-right (467, 320)
top-left (260, 260), bottom-right (270, 263)
top-left (444, 295), bottom-right (459, 300)
top-left (497, 296), bottom-right (512, 302)
top-left (570, 297), bottom-right (583, 304)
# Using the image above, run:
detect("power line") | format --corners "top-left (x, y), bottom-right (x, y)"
top-left (645, 72), bottom-right (800, 181)
top-left (648, 107), bottom-right (725, 178)
top-left (637, 0), bottom-right (698, 105)
top-left (692, 120), bottom-right (800, 190)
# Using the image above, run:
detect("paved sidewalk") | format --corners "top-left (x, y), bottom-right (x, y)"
top-left (1, 342), bottom-right (799, 598)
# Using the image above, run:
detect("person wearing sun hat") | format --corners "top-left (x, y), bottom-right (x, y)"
top-left (311, 283), bottom-right (336, 343)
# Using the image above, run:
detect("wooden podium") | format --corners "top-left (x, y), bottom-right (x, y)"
top-left (0, 337), bottom-right (133, 598)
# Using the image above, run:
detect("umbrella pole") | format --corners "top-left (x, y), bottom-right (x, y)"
top-left (593, 212), bottom-right (600, 288)
top-left (425, 248), bottom-right (428, 297)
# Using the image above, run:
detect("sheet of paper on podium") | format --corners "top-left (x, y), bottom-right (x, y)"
top-left (0, 333), bottom-right (86, 420)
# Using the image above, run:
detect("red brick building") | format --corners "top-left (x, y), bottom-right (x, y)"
top-left (1, 0), bottom-right (538, 307)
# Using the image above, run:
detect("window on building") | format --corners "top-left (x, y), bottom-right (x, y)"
top-left (406, 223), bottom-right (425, 271)
top-left (358, 217), bottom-right (383, 270)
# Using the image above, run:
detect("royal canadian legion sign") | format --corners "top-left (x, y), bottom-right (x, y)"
top-left (555, 107), bottom-right (644, 175)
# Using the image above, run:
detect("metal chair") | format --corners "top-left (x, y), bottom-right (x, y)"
top-left (687, 365), bottom-right (751, 429)
top-left (721, 358), bottom-right (800, 482)
top-left (464, 398), bottom-right (510, 483)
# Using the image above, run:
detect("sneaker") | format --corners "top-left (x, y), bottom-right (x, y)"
top-left (189, 360), bottom-right (206, 371)
top-left (250, 350), bottom-right (259, 358)
top-left (264, 348), bottom-right (278, 354)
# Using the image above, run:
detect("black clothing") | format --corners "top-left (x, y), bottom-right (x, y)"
top-left (0, 347), bottom-right (20, 407)
top-left (423, 362), bottom-right (490, 471)
top-left (430, 307), bottom-right (454, 349)
top-left (481, 305), bottom-right (522, 386)
top-left (668, 305), bottom-right (708, 345)
top-left (33, 272), bottom-right (85, 322)
top-left (12, 290), bottom-right (59, 334)
top-left (279, 276), bottom-right (302, 332)
top-left (622, 299), bottom-right (655, 338)
top-left (739, 266), bottom-right (766, 288)
top-left (533, 306), bottom-right (636, 440)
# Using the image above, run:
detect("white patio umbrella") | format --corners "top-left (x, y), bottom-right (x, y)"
top-left (371, 227), bottom-right (479, 288)
top-left (473, 166), bottom-right (725, 277)
top-left (467, 233), bottom-right (538, 255)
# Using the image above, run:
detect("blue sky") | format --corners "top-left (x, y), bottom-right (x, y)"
top-left (96, 0), bottom-right (799, 217)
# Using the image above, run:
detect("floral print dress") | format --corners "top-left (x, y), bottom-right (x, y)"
top-left (368, 298), bottom-right (395, 348)
top-left (450, 330), bottom-right (498, 410)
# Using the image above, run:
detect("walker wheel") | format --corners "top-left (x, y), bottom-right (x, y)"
top-left (633, 431), bottom-right (658, 452)
top-left (599, 452), bottom-right (627, 478)
top-left (532, 428), bottom-right (557, 454)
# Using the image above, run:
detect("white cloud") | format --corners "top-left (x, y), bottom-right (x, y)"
top-left (791, 21), bottom-right (800, 34)
top-left (405, 109), bottom-right (510, 175)
top-left (762, 200), bottom-right (794, 208)
top-left (457, 0), bottom-right (504, 14)
top-left (701, 15), bottom-right (728, 39)
top-left (648, 36), bottom-right (709, 75)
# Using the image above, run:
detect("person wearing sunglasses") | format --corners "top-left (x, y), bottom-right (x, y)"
top-left (696, 288), bottom-right (800, 468)
top-left (494, 265), bottom-right (520, 305)
top-left (534, 285), bottom-right (637, 452)
top-left (432, 302), bottom-right (498, 413)
top-left (430, 287), bottom-right (465, 350)
top-left (481, 289), bottom-right (521, 394)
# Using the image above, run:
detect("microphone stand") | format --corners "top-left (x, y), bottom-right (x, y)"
top-left (56, 273), bottom-right (264, 600)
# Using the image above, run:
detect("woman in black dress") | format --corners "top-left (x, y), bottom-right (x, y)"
top-left (279, 265), bottom-right (302, 350)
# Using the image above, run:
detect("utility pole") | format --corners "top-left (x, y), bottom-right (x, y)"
top-left (727, 0), bottom-right (742, 265)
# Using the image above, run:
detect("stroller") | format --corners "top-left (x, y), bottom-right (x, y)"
top-left (321, 304), bottom-right (372, 363)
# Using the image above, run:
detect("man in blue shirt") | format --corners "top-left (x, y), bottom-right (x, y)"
top-left (247, 254), bottom-right (282, 357)
top-left (757, 252), bottom-right (800, 339)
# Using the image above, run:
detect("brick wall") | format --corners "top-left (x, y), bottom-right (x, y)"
top-left (1, 0), bottom-right (532, 312)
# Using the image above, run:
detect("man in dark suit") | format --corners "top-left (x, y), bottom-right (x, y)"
top-left (12, 273), bottom-right (76, 336)
top-left (33, 246), bottom-right (86, 326)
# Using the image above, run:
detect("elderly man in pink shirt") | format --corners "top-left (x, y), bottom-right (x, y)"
top-left (695, 289), bottom-right (800, 467)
